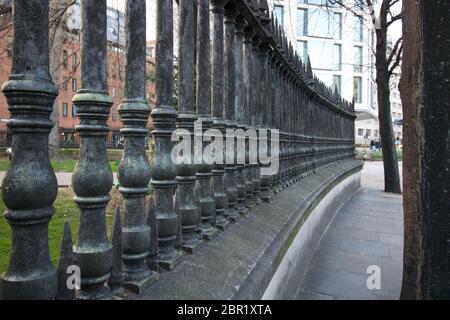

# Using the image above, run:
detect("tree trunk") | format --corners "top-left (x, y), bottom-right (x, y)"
top-left (400, 0), bottom-right (450, 299)
top-left (375, 16), bottom-right (401, 194)
top-left (399, 0), bottom-right (424, 299)
top-left (48, 0), bottom-right (67, 158)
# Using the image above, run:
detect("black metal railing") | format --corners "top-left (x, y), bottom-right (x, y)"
top-left (0, 0), bottom-right (355, 300)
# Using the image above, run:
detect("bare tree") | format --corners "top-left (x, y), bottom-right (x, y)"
top-left (0, 0), bottom-right (79, 156)
top-left (0, 1), bottom-right (12, 40)
top-left (48, 0), bottom-right (78, 157)
top-left (0, 1), bottom-right (13, 75)
top-left (330, 0), bottom-right (403, 194)
top-left (367, 0), bottom-right (402, 194)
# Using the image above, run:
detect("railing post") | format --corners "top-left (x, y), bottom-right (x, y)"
top-left (288, 73), bottom-right (294, 184)
top-left (285, 73), bottom-right (292, 185)
top-left (306, 57), bottom-right (314, 175)
top-left (273, 58), bottom-right (283, 193)
top-left (152, 0), bottom-right (182, 270)
top-left (224, 2), bottom-right (239, 223)
top-left (243, 24), bottom-right (256, 208)
top-left (269, 51), bottom-right (278, 194)
top-left (291, 63), bottom-right (298, 181)
top-left (295, 72), bottom-right (301, 181)
top-left (57, 222), bottom-right (75, 300)
top-left (177, 0), bottom-right (203, 253)
top-left (298, 77), bottom-right (306, 179)
top-left (257, 0), bottom-right (272, 198)
top-left (258, 42), bottom-right (272, 203)
top-left (109, 207), bottom-right (123, 296)
top-left (146, 197), bottom-right (159, 271)
top-left (118, 0), bottom-right (156, 292)
top-left (72, 0), bottom-right (113, 300)
top-left (281, 67), bottom-right (288, 188)
top-left (234, 15), bottom-right (248, 215)
top-left (196, 0), bottom-right (218, 240)
top-left (0, 0), bottom-right (58, 300)
top-left (251, 34), bottom-right (262, 204)
top-left (211, 0), bottom-right (230, 231)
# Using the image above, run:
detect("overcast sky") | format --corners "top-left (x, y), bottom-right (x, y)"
top-left (389, 0), bottom-right (403, 42)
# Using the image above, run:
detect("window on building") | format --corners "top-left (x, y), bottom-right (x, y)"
top-left (62, 77), bottom-right (68, 90)
top-left (374, 130), bottom-right (379, 137)
top-left (63, 50), bottom-right (68, 68)
top-left (6, 35), bottom-right (13, 57)
top-left (370, 82), bottom-right (377, 109)
top-left (297, 40), bottom-right (308, 63)
top-left (62, 103), bottom-right (68, 117)
top-left (353, 77), bottom-right (362, 103)
top-left (72, 53), bottom-right (77, 70)
top-left (112, 64), bottom-right (117, 78)
top-left (358, 128), bottom-right (364, 136)
top-left (308, 9), bottom-right (341, 39)
top-left (354, 15), bottom-right (364, 42)
top-left (366, 129), bottom-right (371, 137)
top-left (297, 9), bottom-right (307, 36)
top-left (333, 44), bottom-right (342, 71)
top-left (308, 39), bottom-right (341, 71)
top-left (354, 46), bottom-right (363, 72)
top-left (332, 75), bottom-right (341, 94)
top-left (72, 105), bottom-right (77, 117)
top-left (303, 0), bottom-right (337, 6)
top-left (308, 39), bottom-right (329, 70)
top-left (72, 78), bottom-right (77, 92)
top-left (274, 5), bottom-right (284, 26)
top-left (333, 13), bottom-right (342, 40)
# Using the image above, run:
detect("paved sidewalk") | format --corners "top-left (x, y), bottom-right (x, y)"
top-left (296, 162), bottom-right (404, 300)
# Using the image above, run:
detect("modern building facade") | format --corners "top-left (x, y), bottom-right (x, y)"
top-left (268, 0), bottom-right (402, 147)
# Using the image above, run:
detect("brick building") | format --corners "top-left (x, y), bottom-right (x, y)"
top-left (0, 2), bottom-right (155, 148)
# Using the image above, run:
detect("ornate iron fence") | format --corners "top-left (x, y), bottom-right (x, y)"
top-left (0, 0), bottom-right (355, 300)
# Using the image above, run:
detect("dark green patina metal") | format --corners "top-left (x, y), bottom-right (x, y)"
top-left (0, 0), bottom-right (356, 300)
top-left (0, 0), bottom-right (58, 300)
top-left (119, 0), bottom-right (157, 292)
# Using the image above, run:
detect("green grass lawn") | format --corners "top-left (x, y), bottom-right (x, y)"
top-left (0, 190), bottom-right (114, 274)
top-left (0, 159), bottom-right (121, 172)
top-left (372, 150), bottom-right (403, 161)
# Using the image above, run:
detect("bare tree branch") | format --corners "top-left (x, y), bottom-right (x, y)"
top-left (387, 13), bottom-right (402, 27)
top-left (387, 36), bottom-right (402, 66)
top-left (388, 44), bottom-right (403, 76)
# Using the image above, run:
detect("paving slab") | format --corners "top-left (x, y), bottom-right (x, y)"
top-left (296, 162), bottom-right (403, 300)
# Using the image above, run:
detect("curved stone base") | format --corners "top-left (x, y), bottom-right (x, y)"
top-left (126, 160), bottom-right (363, 300)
